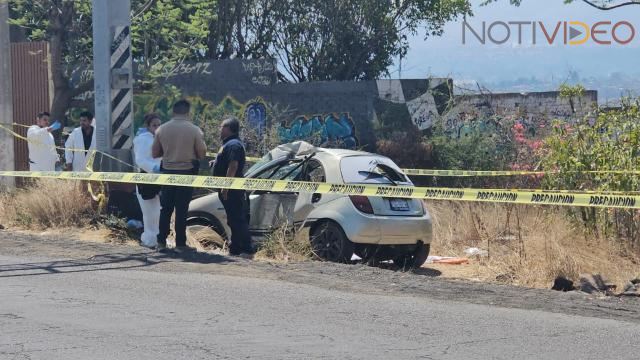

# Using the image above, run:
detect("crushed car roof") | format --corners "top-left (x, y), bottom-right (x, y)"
top-left (263, 141), bottom-right (374, 161)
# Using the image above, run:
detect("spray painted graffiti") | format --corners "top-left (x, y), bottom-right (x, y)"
top-left (163, 62), bottom-right (213, 78)
top-left (134, 91), bottom-right (358, 151)
top-left (242, 60), bottom-right (275, 75)
top-left (444, 115), bottom-right (500, 139)
top-left (277, 113), bottom-right (358, 149)
top-left (242, 60), bottom-right (275, 85)
top-left (245, 101), bottom-right (267, 135)
top-left (437, 91), bottom-right (598, 139)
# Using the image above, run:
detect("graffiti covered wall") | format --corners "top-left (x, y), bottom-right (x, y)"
top-left (145, 62), bottom-right (382, 152)
top-left (442, 91), bottom-right (598, 139)
top-left (68, 58), bottom-right (598, 157)
top-left (277, 113), bottom-right (358, 149)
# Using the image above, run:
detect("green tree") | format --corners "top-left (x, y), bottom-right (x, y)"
top-left (9, 0), bottom-right (94, 122)
top-left (482, 0), bottom-right (639, 10)
top-left (274, 0), bottom-right (472, 82)
top-left (8, 0), bottom-right (472, 119)
top-left (8, 0), bottom-right (211, 122)
top-left (131, 0), bottom-right (211, 80)
top-left (203, 0), bottom-right (282, 60)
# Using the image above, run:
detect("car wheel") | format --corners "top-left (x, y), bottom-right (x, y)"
top-left (310, 221), bottom-right (354, 263)
top-left (394, 243), bottom-right (430, 271)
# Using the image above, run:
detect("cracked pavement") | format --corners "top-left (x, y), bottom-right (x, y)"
top-left (1, 231), bottom-right (639, 359)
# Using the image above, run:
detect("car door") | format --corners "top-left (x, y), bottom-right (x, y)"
top-left (291, 159), bottom-right (327, 226)
top-left (247, 159), bottom-right (306, 236)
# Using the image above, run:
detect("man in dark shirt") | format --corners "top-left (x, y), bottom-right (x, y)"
top-left (212, 117), bottom-right (252, 256)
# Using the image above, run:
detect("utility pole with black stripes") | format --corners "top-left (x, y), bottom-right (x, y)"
top-left (0, 1), bottom-right (15, 188)
top-left (92, 0), bottom-right (134, 171)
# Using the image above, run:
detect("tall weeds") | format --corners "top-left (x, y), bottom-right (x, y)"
top-left (0, 179), bottom-right (94, 229)
top-left (427, 201), bottom-right (640, 289)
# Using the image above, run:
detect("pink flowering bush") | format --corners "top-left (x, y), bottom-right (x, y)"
top-left (541, 98), bottom-right (640, 244)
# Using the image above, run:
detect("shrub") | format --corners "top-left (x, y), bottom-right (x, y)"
top-left (541, 98), bottom-right (640, 245)
top-left (255, 224), bottom-right (313, 262)
top-left (418, 122), bottom-right (517, 188)
top-left (0, 179), bottom-right (94, 228)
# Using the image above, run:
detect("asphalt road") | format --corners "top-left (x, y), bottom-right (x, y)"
top-left (1, 234), bottom-right (639, 359)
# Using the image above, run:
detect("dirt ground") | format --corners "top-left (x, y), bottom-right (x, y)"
top-left (1, 227), bottom-right (640, 324)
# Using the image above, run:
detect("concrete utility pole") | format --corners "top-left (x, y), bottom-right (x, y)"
top-left (0, 2), bottom-right (15, 188)
top-left (92, 0), bottom-right (134, 171)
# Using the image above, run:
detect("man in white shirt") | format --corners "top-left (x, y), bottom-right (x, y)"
top-left (65, 111), bottom-right (96, 171)
top-left (27, 112), bottom-right (60, 171)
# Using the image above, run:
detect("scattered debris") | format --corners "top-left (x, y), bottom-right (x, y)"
top-left (464, 247), bottom-right (488, 257)
top-left (619, 279), bottom-right (640, 297)
top-left (551, 276), bottom-right (575, 292)
top-left (579, 273), bottom-right (616, 295)
top-left (0, 224), bottom-right (5, 230)
top-left (496, 235), bottom-right (516, 242)
top-left (495, 273), bottom-right (515, 283)
top-left (126, 219), bottom-right (143, 230)
top-left (426, 256), bottom-right (469, 265)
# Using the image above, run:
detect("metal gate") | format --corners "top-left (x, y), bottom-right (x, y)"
top-left (10, 41), bottom-right (51, 172)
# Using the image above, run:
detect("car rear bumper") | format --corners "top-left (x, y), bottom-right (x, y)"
top-left (305, 212), bottom-right (432, 246)
top-left (373, 215), bottom-right (432, 245)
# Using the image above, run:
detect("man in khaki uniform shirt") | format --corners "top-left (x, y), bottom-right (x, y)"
top-left (152, 99), bottom-right (207, 251)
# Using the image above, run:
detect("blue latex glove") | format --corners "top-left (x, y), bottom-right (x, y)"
top-left (49, 121), bottom-right (62, 131)
top-left (152, 164), bottom-right (161, 173)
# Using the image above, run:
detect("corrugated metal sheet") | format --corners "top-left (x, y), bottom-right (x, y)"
top-left (10, 42), bottom-right (51, 172)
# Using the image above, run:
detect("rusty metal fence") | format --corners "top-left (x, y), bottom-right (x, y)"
top-left (10, 41), bottom-right (51, 172)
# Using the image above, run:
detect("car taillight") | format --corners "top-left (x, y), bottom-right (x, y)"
top-left (350, 196), bottom-right (374, 214)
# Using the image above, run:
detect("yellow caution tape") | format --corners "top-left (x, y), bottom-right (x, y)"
top-left (479, 187), bottom-right (640, 195)
top-left (0, 123), bottom-right (86, 153)
top-left (86, 180), bottom-right (107, 212)
top-left (0, 170), bottom-right (639, 209)
top-left (402, 168), bottom-right (640, 177)
top-left (0, 124), bottom-right (136, 171)
top-left (10, 122), bottom-right (31, 128)
top-left (5, 123), bottom-right (638, 177)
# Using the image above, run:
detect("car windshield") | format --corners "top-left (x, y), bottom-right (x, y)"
top-left (254, 160), bottom-right (305, 181)
top-left (246, 155), bottom-right (289, 178)
top-left (340, 156), bottom-right (410, 185)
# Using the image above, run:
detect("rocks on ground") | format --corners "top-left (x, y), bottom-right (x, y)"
top-left (620, 279), bottom-right (640, 297)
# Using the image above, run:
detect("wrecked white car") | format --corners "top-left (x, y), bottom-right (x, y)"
top-left (188, 142), bottom-right (433, 268)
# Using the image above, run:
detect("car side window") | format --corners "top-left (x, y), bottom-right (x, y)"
top-left (305, 161), bottom-right (325, 183)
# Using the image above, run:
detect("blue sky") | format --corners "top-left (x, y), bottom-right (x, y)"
top-left (392, 0), bottom-right (640, 99)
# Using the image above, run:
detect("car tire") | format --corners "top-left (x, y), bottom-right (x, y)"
top-left (394, 243), bottom-right (430, 271)
top-left (310, 221), bottom-right (354, 263)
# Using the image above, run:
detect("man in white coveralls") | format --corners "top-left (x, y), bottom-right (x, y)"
top-left (27, 112), bottom-right (60, 171)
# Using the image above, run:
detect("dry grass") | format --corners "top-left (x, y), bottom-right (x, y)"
top-left (0, 179), bottom-right (95, 229)
top-left (3, 181), bottom-right (638, 291)
top-left (427, 201), bottom-right (640, 290)
top-left (254, 224), bottom-right (313, 262)
top-left (0, 180), bottom-right (138, 244)
top-left (186, 220), bottom-right (313, 261)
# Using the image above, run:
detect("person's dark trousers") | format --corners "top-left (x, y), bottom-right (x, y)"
top-left (221, 189), bottom-right (252, 254)
top-left (157, 169), bottom-right (195, 247)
